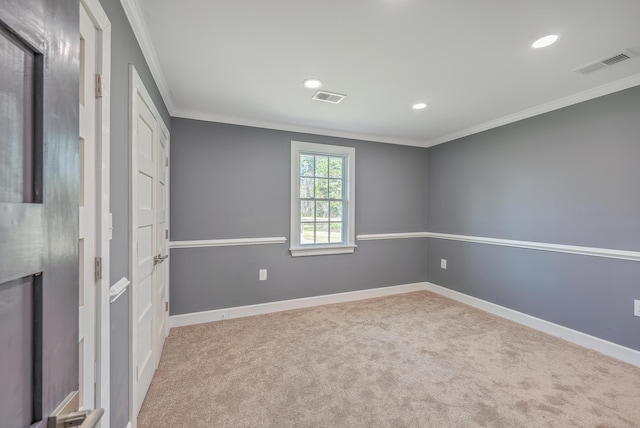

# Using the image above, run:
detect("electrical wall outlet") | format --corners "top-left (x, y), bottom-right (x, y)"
top-left (259, 269), bottom-right (267, 281)
top-left (440, 259), bottom-right (447, 269)
top-left (634, 299), bottom-right (640, 317)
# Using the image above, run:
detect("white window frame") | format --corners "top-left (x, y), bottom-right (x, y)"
top-left (290, 140), bottom-right (356, 257)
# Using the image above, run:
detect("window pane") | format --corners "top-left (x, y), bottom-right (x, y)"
top-left (330, 201), bottom-right (342, 221)
top-left (300, 154), bottom-right (314, 177)
top-left (315, 156), bottom-right (329, 177)
top-left (300, 177), bottom-right (314, 198)
top-left (301, 223), bottom-right (315, 244)
top-left (315, 178), bottom-right (328, 199)
top-left (316, 201), bottom-right (328, 222)
top-left (300, 200), bottom-right (314, 222)
top-left (330, 222), bottom-right (343, 243)
top-left (329, 179), bottom-right (342, 199)
top-left (329, 157), bottom-right (343, 178)
top-left (316, 223), bottom-right (329, 243)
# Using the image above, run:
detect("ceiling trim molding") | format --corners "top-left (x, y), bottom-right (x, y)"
top-left (120, 0), bottom-right (176, 114)
top-left (172, 108), bottom-right (426, 147)
top-left (426, 72), bottom-right (640, 147)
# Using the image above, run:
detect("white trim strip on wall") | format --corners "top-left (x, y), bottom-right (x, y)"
top-left (169, 237), bottom-right (287, 249)
top-left (356, 232), bottom-right (640, 262)
top-left (424, 282), bottom-right (640, 368)
top-left (170, 282), bottom-right (428, 328)
top-left (170, 232), bottom-right (640, 262)
top-left (425, 72), bottom-right (640, 147)
top-left (169, 280), bottom-right (640, 367)
top-left (423, 232), bottom-right (640, 262)
top-left (357, 232), bottom-right (426, 241)
top-left (120, 0), bottom-right (176, 113)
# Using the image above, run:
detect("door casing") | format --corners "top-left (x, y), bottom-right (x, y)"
top-left (78, 0), bottom-right (112, 426)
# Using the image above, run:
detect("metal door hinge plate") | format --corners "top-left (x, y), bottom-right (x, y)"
top-left (94, 257), bottom-right (102, 281)
top-left (95, 73), bottom-right (102, 98)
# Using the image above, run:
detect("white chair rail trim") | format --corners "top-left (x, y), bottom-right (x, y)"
top-left (170, 237), bottom-right (287, 249)
top-left (356, 232), bottom-right (640, 262)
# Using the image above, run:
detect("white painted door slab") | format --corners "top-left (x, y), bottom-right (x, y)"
top-left (0, 1), bottom-right (80, 426)
top-left (130, 65), bottom-right (170, 425)
top-left (133, 91), bottom-right (157, 416)
top-left (79, 4), bottom-right (97, 412)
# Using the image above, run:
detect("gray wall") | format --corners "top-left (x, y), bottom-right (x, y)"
top-left (427, 86), bottom-right (640, 350)
top-left (96, 0), bottom-right (170, 426)
top-left (170, 119), bottom-right (427, 314)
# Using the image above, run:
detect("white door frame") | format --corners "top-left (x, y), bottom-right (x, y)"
top-left (79, 0), bottom-right (111, 426)
top-left (129, 64), bottom-right (170, 428)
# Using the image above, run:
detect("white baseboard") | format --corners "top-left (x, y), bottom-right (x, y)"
top-left (425, 282), bottom-right (640, 368)
top-left (168, 280), bottom-right (639, 367)
top-left (170, 282), bottom-right (429, 328)
top-left (126, 423), bottom-right (132, 428)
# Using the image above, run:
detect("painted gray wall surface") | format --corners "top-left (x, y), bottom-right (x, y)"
top-left (108, 294), bottom-right (129, 427)
top-left (96, 0), bottom-right (170, 426)
top-left (170, 119), bottom-right (427, 314)
top-left (427, 86), bottom-right (640, 251)
top-left (426, 86), bottom-right (640, 350)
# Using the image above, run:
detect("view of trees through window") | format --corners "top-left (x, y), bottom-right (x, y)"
top-left (299, 153), bottom-right (344, 245)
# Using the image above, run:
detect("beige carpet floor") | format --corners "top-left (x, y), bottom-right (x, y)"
top-left (138, 291), bottom-right (640, 427)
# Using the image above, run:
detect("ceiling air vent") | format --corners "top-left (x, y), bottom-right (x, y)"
top-left (575, 49), bottom-right (638, 75)
top-left (312, 90), bottom-right (346, 104)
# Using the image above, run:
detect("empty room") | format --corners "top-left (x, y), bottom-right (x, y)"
top-left (1, 1), bottom-right (639, 428)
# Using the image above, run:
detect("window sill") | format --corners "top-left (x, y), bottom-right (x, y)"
top-left (290, 245), bottom-right (357, 257)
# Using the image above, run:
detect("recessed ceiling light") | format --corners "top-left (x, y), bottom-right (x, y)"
top-left (412, 102), bottom-right (428, 110)
top-left (303, 79), bottom-right (323, 89)
top-left (532, 34), bottom-right (559, 49)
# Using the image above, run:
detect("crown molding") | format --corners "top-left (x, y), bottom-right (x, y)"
top-left (172, 108), bottom-right (426, 147)
top-left (120, 0), bottom-right (176, 114)
top-left (426, 73), bottom-right (640, 147)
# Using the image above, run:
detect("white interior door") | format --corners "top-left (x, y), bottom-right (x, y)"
top-left (155, 126), bottom-right (169, 362)
top-left (130, 66), bottom-right (170, 424)
top-left (132, 90), bottom-right (157, 416)
top-left (79, 4), bottom-right (97, 412)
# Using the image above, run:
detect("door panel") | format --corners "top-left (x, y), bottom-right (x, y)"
top-left (0, 1), bottom-right (79, 427)
top-left (0, 27), bottom-right (35, 203)
top-left (0, 277), bottom-right (35, 427)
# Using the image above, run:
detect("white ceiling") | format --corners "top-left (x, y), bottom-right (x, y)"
top-left (128, 0), bottom-right (640, 147)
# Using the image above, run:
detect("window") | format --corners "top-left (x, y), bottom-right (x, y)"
top-left (290, 141), bottom-right (355, 257)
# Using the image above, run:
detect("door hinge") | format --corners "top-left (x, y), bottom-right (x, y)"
top-left (95, 73), bottom-right (103, 98)
top-left (165, 157), bottom-right (169, 167)
top-left (165, 302), bottom-right (169, 312)
top-left (94, 257), bottom-right (102, 281)
top-left (165, 229), bottom-right (169, 239)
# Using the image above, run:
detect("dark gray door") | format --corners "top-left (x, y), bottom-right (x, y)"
top-left (0, 1), bottom-right (79, 427)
